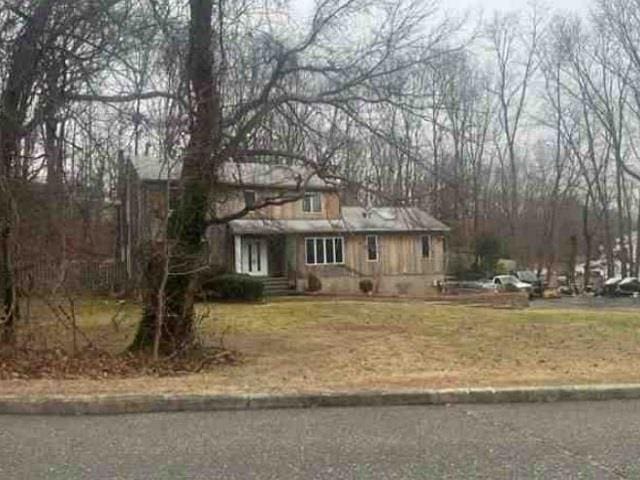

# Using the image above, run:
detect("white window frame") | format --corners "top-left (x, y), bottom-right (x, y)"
top-left (366, 235), bottom-right (379, 262)
top-left (305, 237), bottom-right (344, 265)
top-left (302, 192), bottom-right (322, 213)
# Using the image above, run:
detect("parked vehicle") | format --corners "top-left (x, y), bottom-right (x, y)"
top-left (443, 280), bottom-right (497, 293)
top-left (492, 275), bottom-right (533, 295)
top-left (617, 277), bottom-right (640, 296)
top-left (555, 275), bottom-right (579, 296)
top-left (462, 280), bottom-right (498, 292)
top-left (514, 270), bottom-right (544, 297)
top-left (601, 277), bottom-right (622, 296)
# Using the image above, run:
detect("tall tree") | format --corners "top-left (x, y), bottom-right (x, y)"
top-left (129, 0), bottom-right (463, 353)
top-left (486, 5), bottom-right (543, 240)
top-left (0, 0), bottom-right (56, 344)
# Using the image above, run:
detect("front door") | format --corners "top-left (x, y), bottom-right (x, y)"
top-left (241, 238), bottom-right (268, 276)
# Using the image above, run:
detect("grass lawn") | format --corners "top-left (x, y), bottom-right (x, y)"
top-left (3, 297), bottom-right (640, 396)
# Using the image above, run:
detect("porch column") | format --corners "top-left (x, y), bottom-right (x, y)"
top-left (234, 235), bottom-right (242, 273)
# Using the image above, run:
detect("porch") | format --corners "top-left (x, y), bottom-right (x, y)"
top-left (233, 234), bottom-right (297, 288)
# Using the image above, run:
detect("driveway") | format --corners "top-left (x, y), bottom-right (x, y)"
top-left (2, 400), bottom-right (640, 478)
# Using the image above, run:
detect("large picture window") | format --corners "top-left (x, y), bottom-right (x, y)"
top-left (305, 237), bottom-right (344, 265)
top-left (302, 192), bottom-right (322, 213)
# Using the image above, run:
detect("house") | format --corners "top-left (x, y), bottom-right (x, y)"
top-left (126, 158), bottom-right (449, 296)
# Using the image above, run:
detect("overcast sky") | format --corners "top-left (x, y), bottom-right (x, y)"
top-left (449, 0), bottom-right (588, 13)
top-left (290, 0), bottom-right (591, 20)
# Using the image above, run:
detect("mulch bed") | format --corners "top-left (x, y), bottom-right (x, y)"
top-left (0, 346), bottom-right (239, 381)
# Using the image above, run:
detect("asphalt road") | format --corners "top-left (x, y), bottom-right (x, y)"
top-left (2, 400), bottom-right (640, 479)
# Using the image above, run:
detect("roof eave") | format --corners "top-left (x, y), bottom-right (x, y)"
top-left (139, 178), bottom-right (338, 192)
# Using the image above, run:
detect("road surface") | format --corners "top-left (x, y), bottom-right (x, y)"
top-left (2, 400), bottom-right (640, 479)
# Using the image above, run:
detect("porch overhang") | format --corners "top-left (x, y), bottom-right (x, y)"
top-left (229, 219), bottom-right (347, 235)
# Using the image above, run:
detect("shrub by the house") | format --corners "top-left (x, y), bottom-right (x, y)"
top-left (359, 279), bottom-right (374, 294)
top-left (307, 273), bottom-right (322, 292)
top-left (202, 273), bottom-right (264, 301)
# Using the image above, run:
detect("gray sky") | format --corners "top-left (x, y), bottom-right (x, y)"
top-left (450, 0), bottom-right (588, 13)
top-left (291, 0), bottom-right (591, 20)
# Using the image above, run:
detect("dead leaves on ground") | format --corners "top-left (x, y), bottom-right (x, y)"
top-left (0, 346), bottom-right (239, 381)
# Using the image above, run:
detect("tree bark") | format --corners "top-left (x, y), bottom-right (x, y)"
top-left (582, 194), bottom-right (592, 291)
top-left (0, 0), bottom-right (55, 345)
top-left (131, 0), bottom-right (217, 354)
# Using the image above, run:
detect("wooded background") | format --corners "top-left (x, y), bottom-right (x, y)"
top-left (3, 0), bottom-right (640, 352)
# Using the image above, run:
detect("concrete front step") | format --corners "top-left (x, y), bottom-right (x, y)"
top-left (261, 277), bottom-right (293, 296)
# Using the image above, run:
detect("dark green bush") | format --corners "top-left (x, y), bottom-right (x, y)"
top-left (202, 273), bottom-right (264, 301)
top-left (359, 279), bottom-right (374, 294)
top-left (307, 273), bottom-right (322, 292)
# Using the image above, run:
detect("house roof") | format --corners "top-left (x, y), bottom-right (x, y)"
top-left (218, 162), bottom-right (335, 190)
top-left (229, 218), bottom-right (346, 235)
top-left (341, 207), bottom-right (450, 233)
top-left (228, 207), bottom-right (449, 235)
top-left (131, 155), bottom-right (180, 181)
top-left (131, 156), bottom-right (335, 190)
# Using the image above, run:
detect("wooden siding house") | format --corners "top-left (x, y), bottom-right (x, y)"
top-left (129, 158), bottom-right (449, 296)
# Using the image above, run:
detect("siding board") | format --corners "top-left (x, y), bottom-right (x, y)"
top-left (213, 189), bottom-right (341, 221)
top-left (296, 233), bottom-right (445, 280)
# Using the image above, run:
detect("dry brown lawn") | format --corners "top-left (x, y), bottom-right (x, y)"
top-left (3, 297), bottom-right (640, 396)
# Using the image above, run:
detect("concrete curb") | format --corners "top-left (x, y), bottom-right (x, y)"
top-left (3, 384), bottom-right (640, 415)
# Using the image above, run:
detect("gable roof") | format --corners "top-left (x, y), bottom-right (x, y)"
top-left (228, 206), bottom-right (449, 235)
top-left (131, 156), bottom-right (335, 191)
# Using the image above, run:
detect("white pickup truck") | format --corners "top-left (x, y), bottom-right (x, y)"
top-left (492, 275), bottom-right (533, 295)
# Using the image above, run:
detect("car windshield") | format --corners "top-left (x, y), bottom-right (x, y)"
top-left (517, 271), bottom-right (537, 282)
top-left (498, 275), bottom-right (519, 284)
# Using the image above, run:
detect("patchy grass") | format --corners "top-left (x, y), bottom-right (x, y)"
top-left (3, 297), bottom-right (640, 396)
top-left (15, 297), bottom-right (141, 354)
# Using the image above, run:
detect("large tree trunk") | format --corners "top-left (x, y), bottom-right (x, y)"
top-left (131, 0), bottom-right (217, 355)
top-left (0, 0), bottom-right (55, 345)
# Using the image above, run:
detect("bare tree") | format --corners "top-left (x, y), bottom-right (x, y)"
top-left (0, 1), bottom-right (56, 345)
top-left (486, 5), bottom-right (543, 240)
top-left (119, 0), bottom-right (466, 354)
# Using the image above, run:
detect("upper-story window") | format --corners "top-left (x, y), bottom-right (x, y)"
top-left (367, 235), bottom-right (379, 262)
top-left (421, 235), bottom-right (430, 258)
top-left (303, 192), bottom-right (322, 213)
top-left (243, 190), bottom-right (256, 208)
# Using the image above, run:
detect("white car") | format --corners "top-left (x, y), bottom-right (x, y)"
top-left (492, 275), bottom-right (533, 294)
